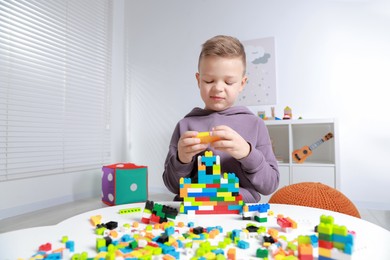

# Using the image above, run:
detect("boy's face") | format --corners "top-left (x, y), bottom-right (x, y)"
top-left (196, 56), bottom-right (247, 111)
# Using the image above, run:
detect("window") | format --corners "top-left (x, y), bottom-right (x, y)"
top-left (0, 0), bottom-right (112, 180)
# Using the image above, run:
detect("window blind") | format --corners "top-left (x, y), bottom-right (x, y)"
top-left (0, 0), bottom-right (112, 181)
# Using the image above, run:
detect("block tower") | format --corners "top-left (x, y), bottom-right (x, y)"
top-left (179, 151), bottom-right (244, 214)
top-left (318, 215), bottom-right (354, 260)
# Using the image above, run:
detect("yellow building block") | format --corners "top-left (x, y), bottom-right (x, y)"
top-left (196, 132), bottom-right (221, 143)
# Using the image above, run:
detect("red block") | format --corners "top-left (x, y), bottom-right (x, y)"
top-left (38, 243), bottom-right (52, 251)
top-left (319, 240), bottom-right (333, 249)
top-left (150, 214), bottom-right (160, 223)
top-left (195, 197), bottom-right (211, 201)
top-left (206, 184), bottom-right (221, 188)
top-left (141, 217), bottom-right (150, 224)
top-left (277, 217), bottom-right (292, 228)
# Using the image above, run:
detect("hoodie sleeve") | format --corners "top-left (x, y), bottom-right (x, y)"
top-left (238, 119), bottom-right (280, 196)
top-left (162, 124), bottom-right (196, 194)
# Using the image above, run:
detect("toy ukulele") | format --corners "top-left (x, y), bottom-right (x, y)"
top-left (292, 132), bottom-right (334, 163)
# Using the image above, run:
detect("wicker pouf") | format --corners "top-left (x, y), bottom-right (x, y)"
top-left (269, 182), bottom-right (361, 218)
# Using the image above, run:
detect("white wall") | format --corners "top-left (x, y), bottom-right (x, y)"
top-left (126, 0), bottom-right (390, 209)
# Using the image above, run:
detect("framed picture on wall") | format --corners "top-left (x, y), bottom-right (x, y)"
top-left (237, 37), bottom-right (276, 106)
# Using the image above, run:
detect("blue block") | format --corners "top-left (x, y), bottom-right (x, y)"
top-left (212, 249), bottom-right (225, 255)
top-left (310, 234), bottom-right (318, 247)
top-left (248, 203), bottom-right (270, 213)
top-left (228, 205), bottom-right (244, 212)
top-left (344, 243), bottom-right (353, 254)
top-left (237, 240), bottom-right (250, 249)
top-left (45, 253), bottom-right (62, 260)
top-left (318, 256), bottom-right (333, 260)
top-left (165, 226), bottom-right (175, 236)
top-left (184, 206), bottom-right (199, 211)
top-left (183, 178), bottom-right (192, 184)
top-left (201, 155), bottom-right (217, 166)
top-left (231, 229), bottom-right (241, 239)
top-left (203, 188), bottom-right (218, 193)
top-left (198, 175), bottom-right (220, 184)
top-left (188, 192), bottom-right (216, 197)
top-left (65, 240), bottom-right (75, 252)
top-left (160, 244), bottom-right (175, 254)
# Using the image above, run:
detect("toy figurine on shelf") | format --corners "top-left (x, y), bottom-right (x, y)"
top-left (283, 106), bottom-right (292, 120)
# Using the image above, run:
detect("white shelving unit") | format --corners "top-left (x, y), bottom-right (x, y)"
top-left (262, 118), bottom-right (339, 201)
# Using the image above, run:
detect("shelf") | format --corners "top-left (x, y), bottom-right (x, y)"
top-left (264, 118), bottom-right (339, 193)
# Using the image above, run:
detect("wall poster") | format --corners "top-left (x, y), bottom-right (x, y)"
top-left (237, 37), bottom-right (276, 106)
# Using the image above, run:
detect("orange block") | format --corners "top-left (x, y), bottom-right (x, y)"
top-left (209, 229), bottom-right (220, 239)
top-left (163, 255), bottom-right (175, 260)
top-left (268, 228), bottom-right (279, 238)
top-left (110, 230), bottom-right (118, 238)
top-left (90, 215), bottom-right (102, 226)
top-left (227, 248), bottom-right (236, 260)
top-left (196, 132), bottom-right (221, 144)
top-left (177, 222), bottom-right (185, 227)
top-left (286, 217), bottom-right (298, 229)
top-left (298, 244), bottom-right (313, 255)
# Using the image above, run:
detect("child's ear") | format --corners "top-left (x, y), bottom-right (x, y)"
top-left (239, 76), bottom-right (248, 92)
top-left (195, 72), bottom-right (200, 87)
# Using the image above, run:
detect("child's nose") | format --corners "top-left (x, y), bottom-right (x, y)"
top-left (214, 81), bottom-right (224, 91)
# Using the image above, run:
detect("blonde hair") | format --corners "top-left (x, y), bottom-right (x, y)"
top-left (198, 35), bottom-right (246, 74)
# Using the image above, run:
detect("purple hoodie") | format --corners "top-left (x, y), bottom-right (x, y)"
top-left (162, 106), bottom-right (279, 203)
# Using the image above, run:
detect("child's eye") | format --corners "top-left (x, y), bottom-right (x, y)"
top-left (226, 82), bottom-right (235, 85)
top-left (204, 80), bottom-right (213, 84)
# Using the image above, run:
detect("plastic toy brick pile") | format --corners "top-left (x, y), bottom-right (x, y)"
top-left (26, 200), bottom-right (355, 260)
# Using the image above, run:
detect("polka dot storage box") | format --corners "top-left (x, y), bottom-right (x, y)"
top-left (102, 163), bottom-right (148, 206)
top-left (269, 182), bottom-right (361, 218)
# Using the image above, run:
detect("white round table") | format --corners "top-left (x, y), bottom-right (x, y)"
top-left (0, 202), bottom-right (389, 259)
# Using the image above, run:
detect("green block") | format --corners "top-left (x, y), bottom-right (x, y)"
top-left (216, 254), bottom-right (226, 260)
top-left (333, 224), bottom-right (348, 236)
top-left (80, 252), bottom-right (88, 260)
top-left (196, 247), bottom-right (205, 257)
top-left (212, 196), bottom-right (225, 201)
top-left (318, 233), bottom-right (332, 242)
top-left (256, 248), bottom-right (268, 258)
top-left (257, 226), bottom-right (267, 233)
top-left (318, 223), bottom-right (333, 235)
top-left (254, 216), bottom-right (267, 223)
top-left (333, 241), bottom-right (345, 250)
top-left (218, 241), bottom-right (227, 248)
top-left (96, 238), bottom-right (106, 251)
top-left (320, 215), bottom-right (334, 225)
top-left (287, 241), bottom-right (297, 251)
top-left (129, 240), bottom-right (138, 249)
top-left (298, 235), bottom-right (311, 245)
top-left (105, 252), bottom-right (115, 260)
top-left (95, 227), bottom-right (106, 235)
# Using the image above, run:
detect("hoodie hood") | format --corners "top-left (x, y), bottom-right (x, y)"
top-left (184, 106), bottom-right (254, 118)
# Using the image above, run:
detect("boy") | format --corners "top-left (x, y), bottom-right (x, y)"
top-left (162, 35), bottom-right (279, 203)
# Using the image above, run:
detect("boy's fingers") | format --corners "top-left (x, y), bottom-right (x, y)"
top-left (183, 131), bottom-right (199, 138)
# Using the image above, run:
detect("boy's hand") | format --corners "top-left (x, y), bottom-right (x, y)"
top-left (210, 125), bottom-right (250, 160)
top-left (178, 131), bottom-right (208, 164)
